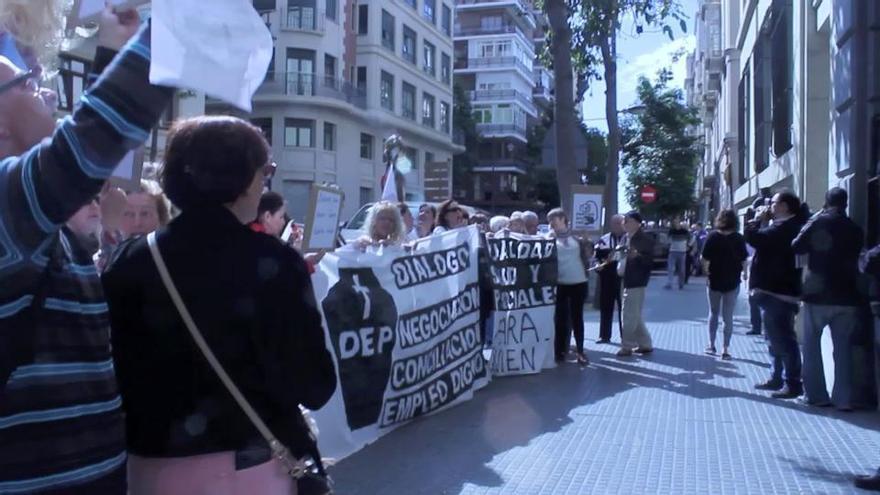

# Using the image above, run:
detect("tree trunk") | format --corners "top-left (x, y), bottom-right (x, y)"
top-left (601, 22), bottom-right (619, 231)
top-left (546, 0), bottom-right (578, 216)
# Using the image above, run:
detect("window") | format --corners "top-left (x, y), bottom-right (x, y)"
top-left (404, 0), bottom-right (416, 9)
top-left (284, 118), bottom-right (314, 147)
top-left (423, 0), bottom-right (435, 24)
top-left (360, 187), bottom-right (373, 206)
top-left (360, 133), bottom-right (374, 159)
top-left (286, 48), bottom-right (315, 95)
top-left (440, 102), bottom-right (450, 134)
top-left (769, 1), bottom-right (793, 157)
top-left (472, 105), bottom-right (491, 123)
top-left (422, 92), bottom-right (435, 127)
top-left (425, 152), bottom-right (434, 165)
top-left (381, 10), bottom-right (395, 51)
top-left (287, 0), bottom-right (317, 30)
top-left (323, 122), bottom-right (336, 151)
top-left (481, 15), bottom-right (502, 29)
top-left (251, 118), bottom-right (273, 145)
top-left (380, 71), bottom-right (394, 111)
top-left (324, 54), bottom-right (337, 87)
top-left (423, 41), bottom-right (435, 76)
top-left (402, 82), bottom-right (416, 120)
top-left (441, 53), bottom-right (451, 84)
top-left (356, 66), bottom-right (367, 90)
top-left (403, 26), bottom-right (416, 64)
top-left (442, 4), bottom-right (451, 36)
top-left (326, 0), bottom-right (337, 21)
top-left (496, 103), bottom-right (513, 123)
top-left (357, 4), bottom-right (368, 34)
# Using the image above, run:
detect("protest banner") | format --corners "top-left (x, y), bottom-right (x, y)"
top-left (487, 233), bottom-right (558, 376)
top-left (309, 226), bottom-right (489, 459)
top-left (301, 184), bottom-right (345, 252)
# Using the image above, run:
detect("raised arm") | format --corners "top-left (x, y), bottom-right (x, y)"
top-left (0, 20), bottom-right (173, 256)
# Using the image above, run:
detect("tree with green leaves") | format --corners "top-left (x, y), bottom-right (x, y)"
top-left (543, 0), bottom-right (687, 229)
top-left (621, 70), bottom-right (700, 219)
top-left (451, 83), bottom-right (480, 200)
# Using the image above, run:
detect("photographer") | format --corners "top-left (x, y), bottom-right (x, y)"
top-left (792, 188), bottom-right (865, 410)
top-left (745, 190), bottom-right (808, 400)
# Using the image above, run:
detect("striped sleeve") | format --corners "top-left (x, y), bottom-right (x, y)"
top-left (0, 21), bottom-right (173, 255)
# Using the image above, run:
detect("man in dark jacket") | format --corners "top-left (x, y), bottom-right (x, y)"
top-left (617, 211), bottom-right (656, 357)
top-left (745, 190), bottom-right (806, 399)
top-left (594, 214), bottom-right (625, 343)
top-left (854, 244), bottom-right (880, 491)
top-left (792, 188), bottom-right (865, 410)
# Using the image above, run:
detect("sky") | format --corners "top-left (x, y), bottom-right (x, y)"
top-left (577, 0), bottom-right (699, 213)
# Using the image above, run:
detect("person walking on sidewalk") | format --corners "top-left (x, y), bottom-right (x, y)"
top-left (548, 208), bottom-right (592, 365)
top-left (617, 211), bottom-right (656, 357)
top-left (594, 214), bottom-right (625, 344)
top-left (665, 218), bottom-right (691, 289)
top-left (745, 190), bottom-right (807, 400)
top-left (792, 187), bottom-right (865, 410)
top-left (700, 210), bottom-right (749, 360)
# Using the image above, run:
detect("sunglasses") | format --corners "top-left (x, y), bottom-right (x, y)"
top-left (0, 68), bottom-right (39, 96)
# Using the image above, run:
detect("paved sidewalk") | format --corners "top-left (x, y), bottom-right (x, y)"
top-left (330, 277), bottom-right (880, 494)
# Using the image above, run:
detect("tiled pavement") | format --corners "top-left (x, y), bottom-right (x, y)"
top-left (330, 277), bottom-right (880, 494)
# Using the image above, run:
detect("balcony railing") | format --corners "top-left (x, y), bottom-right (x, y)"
top-left (454, 24), bottom-right (524, 37)
top-left (476, 122), bottom-right (527, 136)
top-left (466, 89), bottom-right (536, 114)
top-left (455, 56), bottom-right (532, 75)
top-left (532, 84), bottom-right (551, 100)
top-left (281, 10), bottom-right (325, 32)
top-left (455, 0), bottom-right (534, 15)
top-left (256, 72), bottom-right (366, 109)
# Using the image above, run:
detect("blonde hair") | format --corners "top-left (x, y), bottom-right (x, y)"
top-left (365, 201), bottom-right (405, 244)
top-left (130, 179), bottom-right (172, 226)
top-left (0, 0), bottom-right (70, 65)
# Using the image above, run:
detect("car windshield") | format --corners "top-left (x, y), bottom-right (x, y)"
top-left (346, 204), bottom-right (421, 230)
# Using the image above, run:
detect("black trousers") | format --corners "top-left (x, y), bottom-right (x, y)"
top-left (598, 270), bottom-right (623, 341)
top-left (555, 282), bottom-right (588, 357)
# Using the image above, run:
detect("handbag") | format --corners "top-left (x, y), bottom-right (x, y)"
top-left (146, 232), bottom-right (334, 495)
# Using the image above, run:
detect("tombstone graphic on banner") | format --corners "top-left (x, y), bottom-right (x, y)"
top-left (322, 268), bottom-right (398, 430)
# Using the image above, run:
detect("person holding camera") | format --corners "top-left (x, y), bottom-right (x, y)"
top-left (791, 187), bottom-right (865, 410)
top-left (745, 190), bottom-right (808, 399)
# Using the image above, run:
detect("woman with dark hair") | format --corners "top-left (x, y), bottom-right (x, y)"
top-left (433, 199), bottom-right (464, 234)
top-left (417, 203), bottom-right (437, 237)
top-left (701, 209), bottom-right (749, 359)
top-left (102, 116), bottom-right (336, 494)
top-left (250, 190), bottom-right (286, 237)
top-left (547, 207), bottom-right (593, 365)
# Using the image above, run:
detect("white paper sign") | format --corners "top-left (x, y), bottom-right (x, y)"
top-left (149, 0), bottom-right (273, 111)
top-left (308, 189), bottom-right (343, 250)
top-left (572, 193), bottom-right (603, 231)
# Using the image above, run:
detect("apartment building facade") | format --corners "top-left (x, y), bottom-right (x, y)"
top-left (688, 0), bottom-right (880, 242)
top-left (207, 0), bottom-right (460, 221)
top-left (453, 0), bottom-right (549, 212)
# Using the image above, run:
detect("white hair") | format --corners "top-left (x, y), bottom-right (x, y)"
top-left (522, 210), bottom-right (539, 222)
top-left (489, 215), bottom-right (510, 233)
top-left (509, 211), bottom-right (524, 220)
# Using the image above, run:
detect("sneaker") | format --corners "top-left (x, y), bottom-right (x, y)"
top-left (721, 351), bottom-right (732, 361)
top-left (616, 348), bottom-right (633, 357)
top-left (634, 347), bottom-right (653, 354)
top-left (595, 338), bottom-right (611, 344)
top-left (771, 385), bottom-right (803, 399)
top-left (755, 379), bottom-right (784, 391)
top-left (704, 345), bottom-right (716, 355)
top-left (796, 397), bottom-right (831, 408)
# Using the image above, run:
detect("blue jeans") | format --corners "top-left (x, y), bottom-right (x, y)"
top-left (666, 251), bottom-right (686, 287)
top-left (801, 304), bottom-right (859, 407)
top-left (755, 292), bottom-right (802, 388)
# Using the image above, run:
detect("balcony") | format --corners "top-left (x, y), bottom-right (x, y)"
top-left (455, 0), bottom-right (535, 23)
top-left (454, 24), bottom-right (525, 38)
top-left (280, 10), bottom-right (325, 33)
top-left (532, 84), bottom-right (551, 103)
top-left (253, 72), bottom-right (366, 109)
top-left (473, 158), bottom-right (529, 175)
top-left (454, 57), bottom-right (532, 77)
top-left (466, 89), bottom-right (537, 115)
top-left (476, 122), bottom-right (527, 141)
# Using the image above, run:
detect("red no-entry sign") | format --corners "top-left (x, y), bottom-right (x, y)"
top-left (641, 185), bottom-right (657, 204)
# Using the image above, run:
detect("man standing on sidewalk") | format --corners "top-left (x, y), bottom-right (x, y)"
top-left (792, 187), bottom-right (864, 410)
top-left (665, 218), bottom-right (690, 290)
top-left (617, 211), bottom-right (656, 357)
top-left (594, 214), bottom-right (625, 343)
top-left (854, 244), bottom-right (880, 491)
top-left (745, 190), bottom-right (807, 399)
